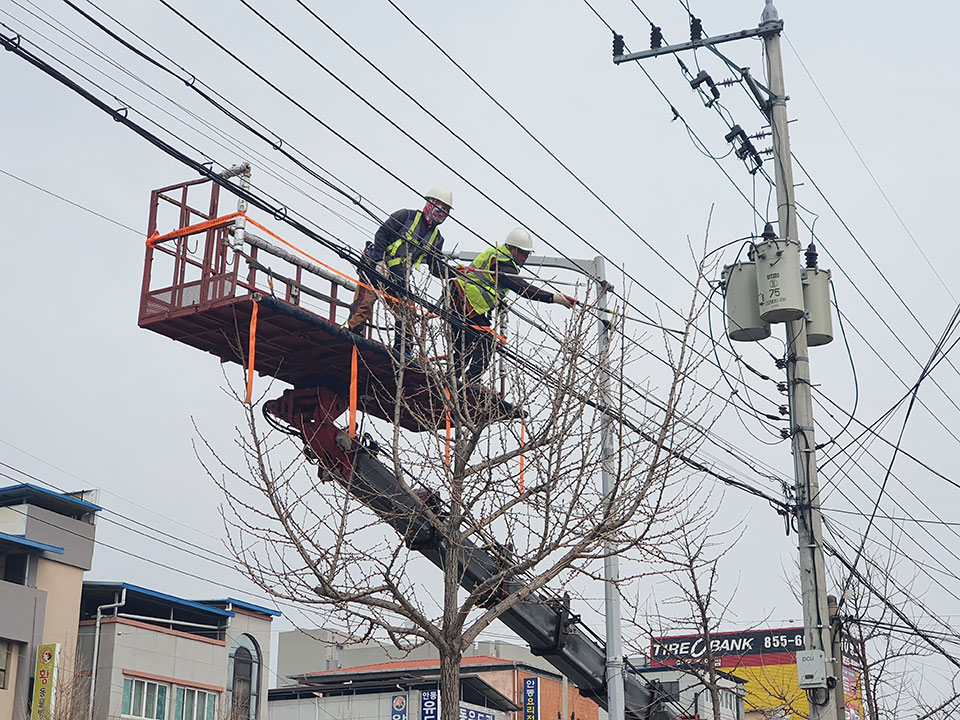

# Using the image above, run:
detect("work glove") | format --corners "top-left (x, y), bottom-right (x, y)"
top-left (376, 259), bottom-right (390, 278)
top-left (553, 293), bottom-right (578, 309)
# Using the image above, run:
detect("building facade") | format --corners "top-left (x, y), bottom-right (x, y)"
top-left (77, 582), bottom-right (280, 720)
top-left (631, 665), bottom-right (746, 720)
top-left (277, 631), bottom-right (600, 720)
top-left (0, 482), bottom-right (100, 720)
top-left (271, 656), bottom-right (598, 720)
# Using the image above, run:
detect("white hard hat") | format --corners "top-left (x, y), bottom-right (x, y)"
top-left (504, 227), bottom-right (534, 252)
top-left (423, 186), bottom-right (453, 209)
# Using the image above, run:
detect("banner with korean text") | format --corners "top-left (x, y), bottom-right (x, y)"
top-left (523, 677), bottom-right (539, 720)
top-left (30, 643), bottom-right (59, 720)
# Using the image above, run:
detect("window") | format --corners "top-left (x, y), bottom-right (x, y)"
top-left (175, 687), bottom-right (216, 720)
top-left (0, 640), bottom-right (10, 689)
top-left (122, 678), bottom-right (168, 719)
top-left (2, 553), bottom-right (28, 585)
top-left (227, 635), bottom-right (261, 719)
top-left (659, 680), bottom-right (680, 704)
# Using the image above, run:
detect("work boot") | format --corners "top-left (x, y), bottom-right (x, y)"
top-left (340, 321), bottom-right (364, 337)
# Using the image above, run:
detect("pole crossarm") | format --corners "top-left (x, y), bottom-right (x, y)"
top-left (613, 21), bottom-right (783, 63)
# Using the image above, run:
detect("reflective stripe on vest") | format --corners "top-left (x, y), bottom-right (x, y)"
top-left (455, 244), bottom-right (518, 316)
top-left (385, 212), bottom-right (440, 269)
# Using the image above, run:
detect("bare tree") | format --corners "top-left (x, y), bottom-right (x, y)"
top-left (201, 240), bottom-right (721, 720)
top-left (838, 534), bottom-right (938, 720)
top-left (645, 505), bottom-right (744, 720)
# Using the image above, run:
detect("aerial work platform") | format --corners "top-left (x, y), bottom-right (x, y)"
top-left (137, 174), bottom-right (673, 720)
top-left (138, 175), bottom-right (508, 432)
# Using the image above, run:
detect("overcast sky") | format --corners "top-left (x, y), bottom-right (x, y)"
top-left (2, 0), bottom-right (958, 695)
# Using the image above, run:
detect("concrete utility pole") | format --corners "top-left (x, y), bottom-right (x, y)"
top-left (612, 1), bottom-right (839, 717)
top-left (761, 4), bottom-right (839, 719)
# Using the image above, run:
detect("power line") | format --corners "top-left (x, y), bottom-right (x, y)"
top-left (9, 5), bottom-right (936, 548)
top-left (0, 166), bottom-right (141, 234)
top-left (612, 1), bottom-right (960, 455)
top-left (29, 4), bottom-right (801, 489)
top-left (2, 1), bottom-right (375, 244)
top-left (825, 519), bottom-right (960, 645)
top-left (58, 0), bottom-right (384, 228)
top-left (781, 31), bottom-right (954, 304)
top-left (831, 307), bottom-right (960, 607)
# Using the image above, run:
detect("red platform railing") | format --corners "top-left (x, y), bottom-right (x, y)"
top-left (139, 176), bottom-right (352, 328)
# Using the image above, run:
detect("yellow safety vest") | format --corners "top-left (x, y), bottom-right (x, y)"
top-left (455, 244), bottom-right (519, 317)
top-left (385, 212), bottom-right (440, 269)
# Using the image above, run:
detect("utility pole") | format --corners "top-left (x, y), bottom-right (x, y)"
top-left (596, 257), bottom-right (625, 720)
top-left (612, 2), bottom-right (839, 717)
top-left (761, 5), bottom-right (838, 719)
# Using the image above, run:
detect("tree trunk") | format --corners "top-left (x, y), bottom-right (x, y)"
top-left (439, 532), bottom-right (464, 720)
top-left (439, 648), bottom-right (461, 720)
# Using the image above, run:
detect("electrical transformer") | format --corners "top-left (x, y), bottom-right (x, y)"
top-left (754, 237), bottom-right (805, 323)
top-left (722, 261), bottom-right (771, 341)
top-left (802, 267), bottom-right (834, 346)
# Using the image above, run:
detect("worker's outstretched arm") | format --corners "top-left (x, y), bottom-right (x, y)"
top-left (495, 261), bottom-right (576, 305)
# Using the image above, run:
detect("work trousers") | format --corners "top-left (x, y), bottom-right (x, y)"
top-left (449, 287), bottom-right (495, 381)
top-left (345, 263), bottom-right (410, 352)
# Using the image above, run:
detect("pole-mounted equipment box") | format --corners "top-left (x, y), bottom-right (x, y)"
top-left (722, 262), bottom-right (771, 341)
top-left (802, 268), bottom-right (833, 347)
top-left (754, 238), bottom-right (805, 323)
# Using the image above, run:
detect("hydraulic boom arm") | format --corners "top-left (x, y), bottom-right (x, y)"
top-left (264, 389), bottom-right (674, 720)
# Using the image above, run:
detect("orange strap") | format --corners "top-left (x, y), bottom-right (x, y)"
top-left (519, 418), bottom-right (526, 493)
top-left (245, 300), bottom-right (259, 404)
top-left (348, 345), bottom-right (358, 438)
top-left (146, 212), bottom-right (243, 247)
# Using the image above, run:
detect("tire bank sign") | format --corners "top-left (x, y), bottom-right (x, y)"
top-left (652, 628), bottom-right (805, 669)
top-left (653, 629), bottom-right (805, 719)
top-left (651, 629), bottom-right (861, 720)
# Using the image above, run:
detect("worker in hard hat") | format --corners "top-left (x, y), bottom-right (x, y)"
top-left (345, 187), bottom-right (453, 354)
top-left (450, 227), bottom-right (577, 381)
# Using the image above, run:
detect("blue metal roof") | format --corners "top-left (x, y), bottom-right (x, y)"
top-left (0, 530), bottom-right (65, 555)
top-left (83, 582), bottom-right (235, 618)
top-left (196, 598), bottom-right (282, 617)
top-left (0, 482), bottom-right (102, 513)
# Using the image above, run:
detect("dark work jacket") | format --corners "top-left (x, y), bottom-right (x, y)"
top-left (365, 209), bottom-right (446, 279)
top-left (492, 259), bottom-right (554, 303)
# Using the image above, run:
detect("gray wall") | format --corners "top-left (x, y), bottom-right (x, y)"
top-left (0, 581), bottom-right (45, 645)
top-left (0, 503), bottom-right (96, 571)
top-left (84, 620), bottom-right (229, 720)
top-left (81, 610), bottom-right (277, 720)
top-left (23, 505), bottom-right (96, 571)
